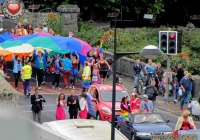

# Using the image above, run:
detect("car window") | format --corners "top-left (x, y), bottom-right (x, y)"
top-left (100, 91), bottom-right (129, 102)
top-left (133, 114), bottom-right (164, 124)
top-left (93, 90), bottom-right (98, 99)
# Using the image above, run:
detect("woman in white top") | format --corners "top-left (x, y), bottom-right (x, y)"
top-left (79, 92), bottom-right (88, 119)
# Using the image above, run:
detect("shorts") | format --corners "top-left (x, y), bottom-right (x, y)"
top-left (99, 71), bottom-right (107, 79)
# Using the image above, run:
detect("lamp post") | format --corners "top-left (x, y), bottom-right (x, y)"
top-left (108, 12), bottom-right (164, 140)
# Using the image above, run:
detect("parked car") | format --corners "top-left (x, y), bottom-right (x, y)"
top-left (42, 119), bottom-right (128, 140)
top-left (86, 84), bottom-right (130, 123)
top-left (117, 113), bottom-right (172, 140)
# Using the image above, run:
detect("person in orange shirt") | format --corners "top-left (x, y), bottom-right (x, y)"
top-left (18, 25), bottom-right (28, 36)
top-left (130, 92), bottom-right (141, 114)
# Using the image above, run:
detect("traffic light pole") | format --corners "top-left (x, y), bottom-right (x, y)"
top-left (167, 55), bottom-right (171, 103)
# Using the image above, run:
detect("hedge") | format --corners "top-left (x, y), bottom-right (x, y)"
top-left (74, 22), bottom-right (200, 75)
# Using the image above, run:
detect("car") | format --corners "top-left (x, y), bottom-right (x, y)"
top-left (117, 113), bottom-right (173, 140)
top-left (42, 119), bottom-right (129, 140)
top-left (86, 84), bottom-right (130, 123)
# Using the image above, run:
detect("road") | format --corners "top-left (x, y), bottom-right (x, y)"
top-left (18, 94), bottom-right (200, 130)
top-left (6, 62), bottom-right (200, 130)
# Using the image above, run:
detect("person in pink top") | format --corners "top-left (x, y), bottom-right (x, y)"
top-left (92, 64), bottom-right (100, 84)
top-left (56, 93), bottom-right (67, 120)
top-left (79, 92), bottom-right (88, 119)
top-left (130, 92), bottom-right (141, 114)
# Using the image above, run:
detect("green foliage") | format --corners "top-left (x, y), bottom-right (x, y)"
top-left (75, 21), bottom-right (200, 74)
top-left (45, 13), bottom-right (64, 35)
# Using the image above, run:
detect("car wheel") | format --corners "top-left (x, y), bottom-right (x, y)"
top-left (138, 83), bottom-right (142, 95)
top-left (96, 112), bottom-right (101, 120)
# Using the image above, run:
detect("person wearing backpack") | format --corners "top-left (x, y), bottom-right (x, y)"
top-left (144, 80), bottom-right (159, 112)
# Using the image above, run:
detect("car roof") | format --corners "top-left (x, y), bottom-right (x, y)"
top-left (92, 84), bottom-right (127, 91)
top-left (42, 119), bottom-right (128, 140)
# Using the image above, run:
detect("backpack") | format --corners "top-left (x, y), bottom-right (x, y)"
top-left (146, 86), bottom-right (155, 100)
top-left (49, 63), bottom-right (56, 73)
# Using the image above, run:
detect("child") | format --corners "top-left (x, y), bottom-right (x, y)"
top-left (0, 64), bottom-right (10, 79)
top-left (92, 64), bottom-right (100, 84)
top-left (158, 78), bottom-right (164, 95)
top-left (172, 77), bottom-right (179, 104)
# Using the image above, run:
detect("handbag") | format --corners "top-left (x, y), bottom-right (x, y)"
top-left (178, 87), bottom-right (182, 96)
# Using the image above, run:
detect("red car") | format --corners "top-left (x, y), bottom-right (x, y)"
top-left (86, 84), bottom-right (130, 123)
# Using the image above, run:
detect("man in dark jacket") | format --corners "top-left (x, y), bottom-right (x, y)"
top-left (133, 59), bottom-right (146, 90)
top-left (144, 80), bottom-right (159, 112)
top-left (155, 63), bottom-right (164, 89)
top-left (31, 87), bottom-right (46, 124)
top-left (176, 64), bottom-right (184, 84)
top-left (67, 90), bottom-right (80, 119)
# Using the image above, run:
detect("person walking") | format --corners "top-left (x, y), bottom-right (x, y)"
top-left (180, 73), bottom-right (195, 110)
top-left (12, 53), bottom-right (22, 90)
top-left (51, 57), bottom-right (63, 90)
top-left (144, 80), bottom-right (159, 112)
top-left (21, 60), bottom-right (32, 97)
top-left (31, 87), bottom-right (46, 124)
top-left (70, 52), bottom-right (79, 89)
top-left (96, 56), bottom-right (110, 84)
top-left (91, 64), bottom-right (100, 84)
top-left (0, 54), bottom-right (7, 76)
top-left (60, 55), bottom-right (72, 88)
top-left (79, 92), bottom-right (88, 119)
top-left (67, 90), bottom-right (80, 119)
top-left (172, 78), bottom-right (179, 104)
top-left (82, 62), bottom-right (91, 92)
top-left (56, 93), bottom-right (67, 120)
top-left (33, 49), bottom-right (48, 89)
top-left (155, 63), bottom-right (164, 89)
top-left (176, 64), bottom-right (184, 84)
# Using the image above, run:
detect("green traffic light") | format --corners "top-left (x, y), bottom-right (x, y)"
top-left (162, 47), bottom-right (167, 53)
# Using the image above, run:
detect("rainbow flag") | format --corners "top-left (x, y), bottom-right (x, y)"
top-left (118, 109), bottom-right (129, 125)
top-left (82, 76), bottom-right (91, 88)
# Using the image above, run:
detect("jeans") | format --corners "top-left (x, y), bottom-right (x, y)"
top-left (134, 71), bottom-right (144, 88)
top-left (23, 79), bottom-right (31, 95)
top-left (173, 91), bottom-right (179, 101)
top-left (180, 91), bottom-right (191, 110)
top-left (63, 70), bottom-right (70, 86)
top-left (52, 73), bottom-right (60, 88)
top-left (152, 100), bottom-right (156, 112)
top-left (32, 110), bottom-right (41, 124)
top-left (13, 71), bottom-right (21, 88)
top-left (43, 70), bottom-right (46, 82)
top-left (145, 73), bottom-right (154, 86)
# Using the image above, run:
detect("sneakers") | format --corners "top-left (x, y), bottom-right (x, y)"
top-left (28, 92), bottom-right (31, 97)
top-left (143, 87), bottom-right (146, 89)
top-left (65, 86), bottom-right (68, 89)
top-left (133, 88), bottom-right (137, 92)
top-left (41, 81), bottom-right (46, 85)
top-left (51, 85), bottom-right (55, 89)
top-left (56, 87), bottom-right (61, 90)
top-left (69, 85), bottom-right (72, 88)
top-left (38, 87), bottom-right (41, 90)
top-left (72, 86), bottom-right (75, 89)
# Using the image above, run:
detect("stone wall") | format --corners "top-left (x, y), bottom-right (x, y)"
top-left (3, 4), bottom-right (80, 33)
top-left (103, 50), bottom-right (200, 100)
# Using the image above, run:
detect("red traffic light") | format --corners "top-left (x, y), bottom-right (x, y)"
top-left (169, 34), bottom-right (175, 39)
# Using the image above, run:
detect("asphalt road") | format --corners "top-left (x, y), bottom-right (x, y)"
top-left (18, 94), bottom-right (200, 130)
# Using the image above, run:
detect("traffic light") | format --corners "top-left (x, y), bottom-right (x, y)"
top-left (159, 31), bottom-right (167, 53)
top-left (168, 31), bottom-right (177, 55)
top-left (159, 31), bottom-right (177, 55)
top-left (177, 30), bottom-right (182, 53)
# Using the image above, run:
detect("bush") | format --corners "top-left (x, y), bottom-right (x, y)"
top-left (75, 22), bottom-right (200, 75)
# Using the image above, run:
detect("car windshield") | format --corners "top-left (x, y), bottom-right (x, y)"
top-left (133, 114), bottom-right (165, 124)
top-left (100, 91), bottom-right (129, 102)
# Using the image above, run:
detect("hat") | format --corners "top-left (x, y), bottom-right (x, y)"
top-left (143, 95), bottom-right (148, 98)
top-left (131, 92), bottom-right (136, 96)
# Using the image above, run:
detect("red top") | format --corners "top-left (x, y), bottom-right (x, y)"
top-left (130, 98), bottom-right (141, 111)
top-left (72, 62), bottom-right (78, 70)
